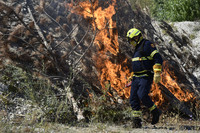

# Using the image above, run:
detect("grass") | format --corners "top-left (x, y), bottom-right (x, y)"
top-left (0, 65), bottom-right (77, 124)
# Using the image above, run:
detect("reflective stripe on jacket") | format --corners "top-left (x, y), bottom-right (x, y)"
top-left (132, 39), bottom-right (163, 76)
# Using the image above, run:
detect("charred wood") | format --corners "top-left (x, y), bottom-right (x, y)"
top-left (158, 83), bottom-right (194, 118)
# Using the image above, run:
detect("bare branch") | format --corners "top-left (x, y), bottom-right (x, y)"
top-left (43, 9), bottom-right (70, 32)
top-left (62, 80), bottom-right (84, 121)
top-left (26, 0), bottom-right (51, 50)
top-left (54, 24), bottom-right (79, 48)
top-left (64, 24), bottom-right (90, 58)
top-left (74, 26), bottom-right (97, 67)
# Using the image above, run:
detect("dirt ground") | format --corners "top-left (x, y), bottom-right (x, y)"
top-left (1, 117), bottom-right (199, 133)
top-left (14, 117), bottom-right (197, 133)
top-left (41, 120), bottom-right (200, 133)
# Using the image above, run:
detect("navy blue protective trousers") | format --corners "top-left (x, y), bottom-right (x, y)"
top-left (129, 76), bottom-right (154, 110)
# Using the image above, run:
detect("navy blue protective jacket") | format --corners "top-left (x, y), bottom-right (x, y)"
top-left (132, 39), bottom-right (163, 76)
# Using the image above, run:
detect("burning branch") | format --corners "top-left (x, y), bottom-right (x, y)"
top-left (158, 83), bottom-right (194, 118)
top-left (68, 0), bottom-right (131, 100)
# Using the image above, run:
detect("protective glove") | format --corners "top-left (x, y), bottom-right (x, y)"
top-left (153, 71), bottom-right (161, 83)
top-left (153, 64), bottom-right (162, 83)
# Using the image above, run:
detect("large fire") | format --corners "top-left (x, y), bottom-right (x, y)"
top-left (68, 0), bottom-right (195, 106)
top-left (150, 61), bottom-right (195, 106)
top-left (68, 0), bottom-right (131, 99)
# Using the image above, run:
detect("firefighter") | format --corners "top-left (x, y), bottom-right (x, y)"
top-left (126, 28), bottom-right (163, 128)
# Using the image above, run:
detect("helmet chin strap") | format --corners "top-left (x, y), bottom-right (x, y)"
top-left (131, 37), bottom-right (140, 46)
top-left (130, 36), bottom-right (143, 47)
top-left (137, 36), bottom-right (143, 43)
top-left (128, 33), bottom-right (143, 47)
top-left (130, 40), bottom-right (137, 46)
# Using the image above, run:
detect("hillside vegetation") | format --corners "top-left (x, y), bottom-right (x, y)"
top-left (130, 0), bottom-right (200, 21)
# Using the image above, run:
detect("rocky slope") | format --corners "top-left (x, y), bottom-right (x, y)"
top-left (172, 21), bottom-right (200, 79)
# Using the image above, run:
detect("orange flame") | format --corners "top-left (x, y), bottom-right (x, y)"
top-left (150, 83), bottom-right (164, 107)
top-left (68, 0), bottom-right (130, 98)
top-left (68, 0), bottom-right (195, 106)
top-left (99, 58), bottom-right (131, 98)
top-left (69, 0), bottom-right (119, 55)
top-left (150, 61), bottom-right (195, 106)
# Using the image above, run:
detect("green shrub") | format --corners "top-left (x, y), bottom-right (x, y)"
top-left (130, 0), bottom-right (154, 10)
top-left (129, 0), bottom-right (200, 21)
top-left (151, 0), bottom-right (200, 21)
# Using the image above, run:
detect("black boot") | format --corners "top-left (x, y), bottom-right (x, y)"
top-left (151, 108), bottom-right (162, 125)
top-left (132, 117), bottom-right (142, 128)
